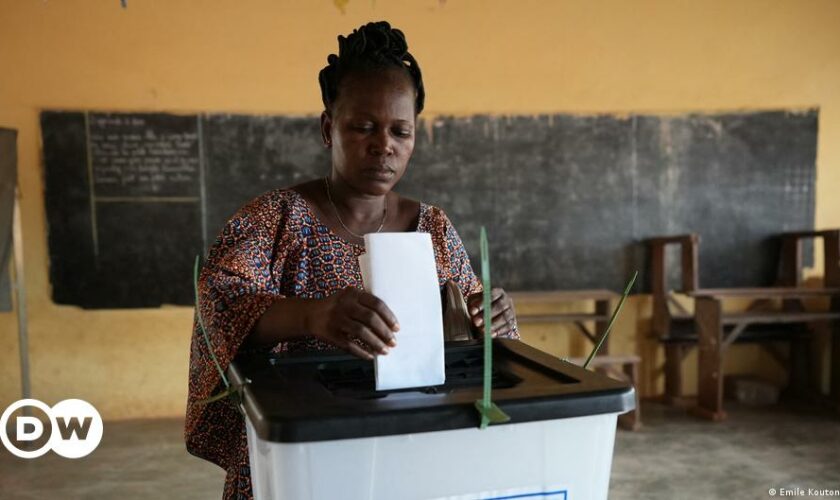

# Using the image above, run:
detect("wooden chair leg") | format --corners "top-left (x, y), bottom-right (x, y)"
top-left (664, 344), bottom-right (684, 404)
top-left (788, 334), bottom-right (810, 397)
top-left (694, 297), bottom-right (727, 421)
top-left (832, 297), bottom-right (840, 413)
top-left (618, 361), bottom-right (642, 431)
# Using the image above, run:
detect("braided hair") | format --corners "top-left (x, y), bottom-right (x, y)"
top-left (319, 21), bottom-right (425, 115)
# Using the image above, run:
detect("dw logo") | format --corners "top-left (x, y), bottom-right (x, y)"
top-left (0, 399), bottom-right (103, 459)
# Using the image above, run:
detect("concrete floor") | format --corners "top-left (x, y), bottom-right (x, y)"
top-left (1, 401), bottom-right (838, 499)
top-left (0, 418), bottom-right (225, 499)
top-left (610, 402), bottom-right (840, 500)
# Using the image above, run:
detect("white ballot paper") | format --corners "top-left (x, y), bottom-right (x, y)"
top-left (359, 232), bottom-right (445, 391)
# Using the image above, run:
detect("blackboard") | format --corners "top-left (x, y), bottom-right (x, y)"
top-left (0, 128), bottom-right (16, 311)
top-left (41, 113), bottom-right (202, 307)
top-left (41, 110), bottom-right (817, 308)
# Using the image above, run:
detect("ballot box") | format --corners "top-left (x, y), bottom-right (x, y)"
top-left (228, 339), bottom-right (635, 500)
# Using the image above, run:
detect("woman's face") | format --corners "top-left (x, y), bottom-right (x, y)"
top-left (322, 68), bottom-right (417, 196)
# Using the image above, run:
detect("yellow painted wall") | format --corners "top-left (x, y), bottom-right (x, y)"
top-left (1, 0), bottom-right (838, 419)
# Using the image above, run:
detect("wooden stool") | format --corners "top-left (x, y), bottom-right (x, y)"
top-left (570, 354), bottom-right (642, 431)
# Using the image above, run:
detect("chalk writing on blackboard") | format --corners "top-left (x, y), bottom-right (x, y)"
top-left (82, 113), bottom-right (204, 258)
top-left (87, 114), bottom-right (200, 198)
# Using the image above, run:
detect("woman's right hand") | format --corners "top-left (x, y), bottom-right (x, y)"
top-left (306, 287), bottom-right (400, 360)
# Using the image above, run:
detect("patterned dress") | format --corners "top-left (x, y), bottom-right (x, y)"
top-left (185, 188), bottom-right (519, 499)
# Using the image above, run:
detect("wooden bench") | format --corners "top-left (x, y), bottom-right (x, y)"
top-left (647, 230), bottom-right (840, 420)
top-left (512, 290), bottom-right (643, 430)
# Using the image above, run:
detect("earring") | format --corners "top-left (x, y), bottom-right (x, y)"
top-left (324, 140), bottom-right (331, 148)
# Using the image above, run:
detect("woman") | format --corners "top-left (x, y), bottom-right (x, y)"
top-left (186, 21), bottom-right (519, 499)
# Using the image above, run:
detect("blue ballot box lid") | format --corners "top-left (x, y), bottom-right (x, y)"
top-left (228, 339), bottom-right (636, 443)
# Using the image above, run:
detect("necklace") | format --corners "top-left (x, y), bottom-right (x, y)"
top-left (324, 177), bottom-right (387, 239)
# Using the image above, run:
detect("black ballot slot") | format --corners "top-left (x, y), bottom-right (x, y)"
top-left (315, 342), bottom-right (524, 400)
top-left (230, 339), bottom-right (635, 443)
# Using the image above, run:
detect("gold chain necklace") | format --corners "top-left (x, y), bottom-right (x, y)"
top-left (324, 177), bottom-right (387, 239)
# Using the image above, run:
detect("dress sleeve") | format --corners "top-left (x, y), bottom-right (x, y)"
top-left (185, 191), bottom-right (294, 469)
top-left (431, 208), bottom-right (519, 340)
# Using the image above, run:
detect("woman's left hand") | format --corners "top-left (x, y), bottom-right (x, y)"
top-left (466, 287), bottom-right (517, 338)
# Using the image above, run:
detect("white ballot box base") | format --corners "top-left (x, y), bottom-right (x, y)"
top-left (246, 412), bottom-right (618, 500)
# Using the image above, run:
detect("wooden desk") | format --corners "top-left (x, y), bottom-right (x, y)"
top-left (511, 289), bottom-right (617, 354)
top-left (693, 288), bottom-right (840, 421)
top-left (647, 230), bottom-right (840, 421)
top-left (511, 289), bottom-right (642, 430)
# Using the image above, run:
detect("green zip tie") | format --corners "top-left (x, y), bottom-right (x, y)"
top-left (474, 227), bottom-right (511, 429)
top-left (194, 255), bottom-right (230, 389)
top-left (582, 270), bottom-right (638, 370)
top-left (192, 386), bottom-right (236, 406)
